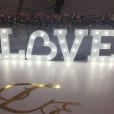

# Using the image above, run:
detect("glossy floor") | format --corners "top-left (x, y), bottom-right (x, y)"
top-left (0, 61), bottom-right (114, 114)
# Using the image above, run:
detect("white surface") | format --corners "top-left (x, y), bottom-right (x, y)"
top-left (0, 61), bottom-right (114, 114)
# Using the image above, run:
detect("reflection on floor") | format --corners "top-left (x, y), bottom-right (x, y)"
top-left (0, 61), bottom-right (114, 114)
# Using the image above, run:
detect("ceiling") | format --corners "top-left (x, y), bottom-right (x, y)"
top-left (0, 0), bottom-right (114, 15)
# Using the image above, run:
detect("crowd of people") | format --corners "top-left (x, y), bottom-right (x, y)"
top-left (0, 13), bottom-right (114, 28)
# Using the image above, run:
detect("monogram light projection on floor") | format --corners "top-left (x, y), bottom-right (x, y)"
top-left (0, 83), bottom-right (81, 114)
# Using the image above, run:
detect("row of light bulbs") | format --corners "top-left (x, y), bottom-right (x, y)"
top-left (1, 29), bottom-right (114, 62)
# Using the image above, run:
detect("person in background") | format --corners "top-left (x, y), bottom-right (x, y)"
top-left (54, 0), bottom-right (64, 14)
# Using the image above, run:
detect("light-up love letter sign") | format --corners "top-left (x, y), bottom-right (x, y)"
top-left (26, 30), bottom-right (57, 60)
top-left (0, 29), bottom-right (25, 59)
top-left (54, 29), bottom-right (88, 61)
top-left (0, 28), bottom-right (114, 62)
top-left (88, 30), bottom-right (114, 62)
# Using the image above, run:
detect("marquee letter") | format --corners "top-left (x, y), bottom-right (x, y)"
top-left (26, 30), bottom-right (57, 61)
top-left (88, 30), bottom-right (114, 62)
top-left (0, 28), bottom-right (25, 59)
top-left (54, 29), bottom-right (88, 61)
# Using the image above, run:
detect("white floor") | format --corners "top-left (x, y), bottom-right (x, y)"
top-left (0, 61), bottom-right (114, 114)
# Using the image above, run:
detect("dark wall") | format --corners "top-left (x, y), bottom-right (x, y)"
top-left (63, 0), bottom-right (114, 14)
top-left (0, 0), bottom-right (114, 14)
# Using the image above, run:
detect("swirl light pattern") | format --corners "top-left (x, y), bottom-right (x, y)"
top-left (0, 83), bottom-right (81, 114)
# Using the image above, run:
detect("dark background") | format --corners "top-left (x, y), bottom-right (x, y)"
top-left (0, 0), bottom-right (114, 14)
